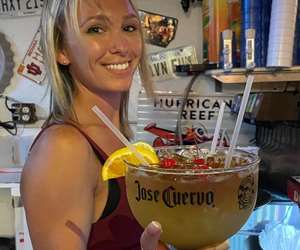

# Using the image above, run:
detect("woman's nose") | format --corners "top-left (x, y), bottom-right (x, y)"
top-left (109, 34), bottom-right (129, 56)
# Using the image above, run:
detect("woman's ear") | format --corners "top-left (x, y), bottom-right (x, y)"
top-left (56, 50), bottom-right (70, 66)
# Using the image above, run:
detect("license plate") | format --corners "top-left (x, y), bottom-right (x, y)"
top-left (0, 0), bottom-right (43, 17)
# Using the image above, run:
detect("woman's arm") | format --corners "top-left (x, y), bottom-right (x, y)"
top-left (21, 126), bottom-right (98, 250)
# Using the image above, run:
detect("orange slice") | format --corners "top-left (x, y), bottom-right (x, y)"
top-left (102, 142), bottom-right (159, 181)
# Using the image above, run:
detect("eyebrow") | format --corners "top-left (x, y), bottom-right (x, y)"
top-left (80, 13), bottom-right (139, 27)
top-left (80, 14), bottom-right (110, 27)
top-left (124, 14), bottom-right (139, 21)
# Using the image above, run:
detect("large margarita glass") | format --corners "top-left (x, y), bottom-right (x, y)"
top-left (125, 146), bottom-right (259, 250)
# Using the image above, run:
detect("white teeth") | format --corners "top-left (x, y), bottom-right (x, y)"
top-left (106, 62), bottom-right (129, 70)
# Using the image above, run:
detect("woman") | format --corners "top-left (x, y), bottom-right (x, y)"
top-left (21, 0), bottom-right (228, 249)
top-left (21, 0), bottom-right (162, 248)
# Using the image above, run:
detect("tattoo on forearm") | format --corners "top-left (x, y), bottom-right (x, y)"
top-left (65, 220), bottom-right (87, 245)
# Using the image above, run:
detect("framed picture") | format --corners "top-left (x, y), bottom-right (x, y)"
top-left (139, 10), bottom-right (178, 48)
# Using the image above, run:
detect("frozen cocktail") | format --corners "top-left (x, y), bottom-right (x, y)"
top-left (125, 145), bottom-right (259, 250)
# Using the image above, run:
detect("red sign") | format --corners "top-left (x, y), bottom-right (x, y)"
top-left (17, 28), bottom-right (46, 84)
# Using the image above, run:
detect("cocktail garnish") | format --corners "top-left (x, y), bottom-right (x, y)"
top-left (102, 142), bottom-right (159, 181)
top-left (193, 158), bottom-right (205, 165)
top-left (160, 158), bottom-right (177, 169)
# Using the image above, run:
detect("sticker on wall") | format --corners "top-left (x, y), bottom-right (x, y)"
top-left (139, 9), bottom-right (178, 48)
top-left (17, 27), bottom-right (46, 85)
top-left (148, 46), bottom-right (198, 82)
top-left (0, 32), bottom-right (15, 94)
top-left (0, 0), bottom-right (43, 17)
top-left (136, 91), bottom-right (247, 147)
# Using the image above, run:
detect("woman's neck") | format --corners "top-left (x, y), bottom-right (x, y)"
top-left (71, 83), bottom-right (122, 128)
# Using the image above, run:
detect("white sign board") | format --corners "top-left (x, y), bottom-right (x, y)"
top-left (17, 28), bottom-right (46, 84)
top-left (0, 0), bottom-right (43, 17)
top-left (148, 46), bottom-right (198, 82)
top-left (136, 91), bottom-right (255, 146)
top-left (153, 95), bottom-right (233, 121)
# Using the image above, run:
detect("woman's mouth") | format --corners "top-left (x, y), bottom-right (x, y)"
top-left (105, 61), bottom-right (130, 71)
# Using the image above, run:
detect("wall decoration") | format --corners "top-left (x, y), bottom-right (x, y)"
top-left (17, 27), bottom-right (46, 85)
top-left (136, 91), bottom-right (254, 147)
top-left (0, 32), bottom-right (14, 94)
top-left (0, 0), bottom-right (43, 17)
top-left (139, 9), bottom-right (178, 48)
top-left (148, 45), bottom-right (198, 82)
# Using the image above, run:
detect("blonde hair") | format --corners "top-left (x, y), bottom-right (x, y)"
top-left (41, 0), bottom-right (153, 138)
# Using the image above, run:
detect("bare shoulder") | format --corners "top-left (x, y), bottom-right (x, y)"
top-left (21, 124), bottom-right (98, 194)
top-left (20, 124), bottom-right (99, 249)
top-left (30, 124), bottom-right (91, 158)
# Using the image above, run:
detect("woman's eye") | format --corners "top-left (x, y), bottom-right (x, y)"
top-left (123, 25), bottom-right (137, 32)
top-left (87, 26), bottom-right (104, 34)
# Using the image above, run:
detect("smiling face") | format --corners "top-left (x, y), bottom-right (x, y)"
top-left (57, 0), bottom-right (142, 95)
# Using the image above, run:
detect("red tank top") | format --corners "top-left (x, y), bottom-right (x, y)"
top-left (84, 134), bottom-right (144, 250)
top-left (31, 123), bottom-right (144, 250)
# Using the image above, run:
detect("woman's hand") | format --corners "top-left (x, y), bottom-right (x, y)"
top-left (140, 221), bottom-right (229, 250)
top-left (140, 221), bottom-right (168, 250)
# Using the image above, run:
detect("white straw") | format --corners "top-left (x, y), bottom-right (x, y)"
top-left (224, 75), bottom-right (255, 168)
top-left (210, 101), bottom-right (226, 154)
top-left (220, 128), bottom-right (227, 146)
top-left (92, 105), bottom-right (149, 166)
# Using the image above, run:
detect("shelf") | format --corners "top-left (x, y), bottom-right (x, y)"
top-left (205, 66), bottom-right (300, 84)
